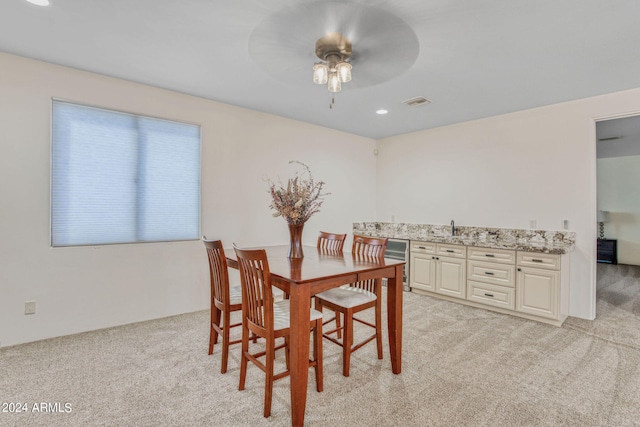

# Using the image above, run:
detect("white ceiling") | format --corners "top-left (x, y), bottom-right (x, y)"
top-left (2, 0), bottom-right (640, 139)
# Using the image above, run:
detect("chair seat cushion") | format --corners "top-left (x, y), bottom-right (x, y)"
top-left (229, 284), bottom-right (243, 305)
top-left (273, 300), bottom-right (323, 331)
top-left (315, 286), bottom-right (377, 309)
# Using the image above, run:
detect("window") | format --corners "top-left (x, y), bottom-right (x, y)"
top-left (51, 100), bottom-right (201, 246)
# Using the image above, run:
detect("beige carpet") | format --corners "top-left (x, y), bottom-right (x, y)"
top-left (2, 265), bottom-right (640, 427)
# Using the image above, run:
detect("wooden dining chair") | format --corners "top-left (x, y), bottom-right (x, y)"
top-left (317, 231), bottom-right (347, 252)
top-left (233, 244), bottom-right (323, 418)
top-left (314, 235), bottom-right (388, 377)
top-left (202, 237), bottom-right (243, 374)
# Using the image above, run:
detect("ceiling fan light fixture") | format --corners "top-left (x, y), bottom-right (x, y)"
top-left (312, 32), bottom-right (352, 97)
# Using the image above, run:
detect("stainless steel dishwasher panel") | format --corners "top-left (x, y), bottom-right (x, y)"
top-left (384, 238), bottom-right (409, 291)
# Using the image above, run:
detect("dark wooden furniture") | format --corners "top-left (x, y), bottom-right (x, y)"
top-left (317, 231), bottom-right (347, 252)
top-left (226, 245), bottom-right (404, 427)
top-left (202, 237), bottom-right (243, 374)
top-left (597, 238), bottom-right (618, 264)
top-left (233, 245), bottom-right (323, 418)
top-left (314, 235), bottom-right (389, 377)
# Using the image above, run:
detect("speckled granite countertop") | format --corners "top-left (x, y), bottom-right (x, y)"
top-left (353, 222), bottom-right (575, 254)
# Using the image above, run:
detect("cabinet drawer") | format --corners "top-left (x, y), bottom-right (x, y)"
top-left (436, 243), bottom-right (466, 259)
top-left (467, 281), bottom-right (515, 310)
top-left (467, 247), bottom-right (515, 264)
top-left (410, 241), bottom-right (436, 254)
top-left (517, 252), bottom-right (560, 270)
top-left (467, 260), bottom-right (515, 287)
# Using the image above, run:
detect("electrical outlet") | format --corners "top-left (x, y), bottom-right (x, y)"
top-left (563, 220), bottom-right (569, 230)
top-left (25, 300), bottom-right (36, 315)
top-left (529, 219), bottom-right (536, 229)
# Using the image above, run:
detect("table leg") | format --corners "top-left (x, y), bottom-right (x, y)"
top-left (288, 283), bottom-right (310, 426)
top-left (387, 264), bottom-right (403, 374)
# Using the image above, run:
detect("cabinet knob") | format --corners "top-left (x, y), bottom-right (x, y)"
top-left (485, 254), bottom-right (495, 257)
top-left (484, 293), bottom-right (494, 298)
top-left (532, 259), bottom-right (543, 263)
top-left (484, 272), bottom-right (494, 276)
top-left (517, 268), bottom-right (522, 272)
top-left (446, 249), bottom-right (454, 253)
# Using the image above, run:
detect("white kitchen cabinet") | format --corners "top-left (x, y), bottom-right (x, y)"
top-left (410, 241), bottom-right (466, 299)
top-left (409, 240), bottom-right (570, 326)
top-left (467, 280), bottom-right (515, 310)
top-left (410, 251), bottom-right (436, 292)
top-left (516, 252), bottom-right (563, 320)
top-left (435, 255), bottom-right (466, 299)
top-left (467, 247), bottom-right (515, 264)
top-left (467, 247), bottom-right (516, 310)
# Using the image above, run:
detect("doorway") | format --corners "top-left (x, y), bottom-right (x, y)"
top-left (594, 114), bottom-right (640, 322)
top-left (596, 114), bottom-right (640, 267)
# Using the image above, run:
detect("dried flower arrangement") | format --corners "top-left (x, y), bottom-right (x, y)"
top-left (268, 161), bottom-right (329, 225)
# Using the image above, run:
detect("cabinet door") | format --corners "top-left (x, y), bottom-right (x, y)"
top-left (436, 256), bottom-right (466, 299)
top-left (410, 253), bottom-right (436, 292)
top-left (516, 267), bottom-right (559, 319)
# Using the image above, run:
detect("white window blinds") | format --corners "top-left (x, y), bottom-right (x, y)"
top-left (51, 100), bottom-right (201, 246)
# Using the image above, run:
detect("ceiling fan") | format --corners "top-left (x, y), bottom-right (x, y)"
top-left (248, 1), bottom-right (420, 93)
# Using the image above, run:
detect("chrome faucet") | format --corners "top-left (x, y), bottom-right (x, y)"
top-left (451, 220), bottom-right (456, 236)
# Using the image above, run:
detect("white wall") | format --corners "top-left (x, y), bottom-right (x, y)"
top-left (377, 89), bottom-right (640, 320)
top-left (0, 52), bottom-right (376, 347)
top-left (597, 155), bottom-right (640, 265)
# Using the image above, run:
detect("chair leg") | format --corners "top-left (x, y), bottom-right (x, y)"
top-left (284, 336), bottom-right (290, 370)
top-left (238, 323), bottom-right (249, 391)
top-left (264, 338), bottom-right (275, 418)
top-left (209, 305), bottom-right (221, 355)
top-left (335, 311), bottom-right (342, 339)
top-left (220, 309), bottom-right (231, 374)
top-left (376, 300), bottom-right (383, 360)
top-left (314, 319), bottom-right (323, 392)
top-left (342, 309), bottom-right (353, 377)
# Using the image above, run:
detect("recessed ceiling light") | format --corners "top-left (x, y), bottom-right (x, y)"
top-left (376, 109), bottom-right (388, 115)
top-left (25, 0), bottom-right (50, 6)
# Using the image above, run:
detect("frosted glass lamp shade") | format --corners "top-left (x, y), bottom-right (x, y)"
top-left (328, 72), bottom-right (341, 93)
top-left (313, 63), bottom-right (328, 84)
top-left (336, 62), bottom-right (352, 83)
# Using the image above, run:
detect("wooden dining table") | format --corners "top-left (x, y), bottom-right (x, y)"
top-left (226, 245), bottom-right (405, 427)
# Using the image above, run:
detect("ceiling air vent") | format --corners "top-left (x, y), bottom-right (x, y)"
top-left (402, 96), bottom-right (431, 107)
